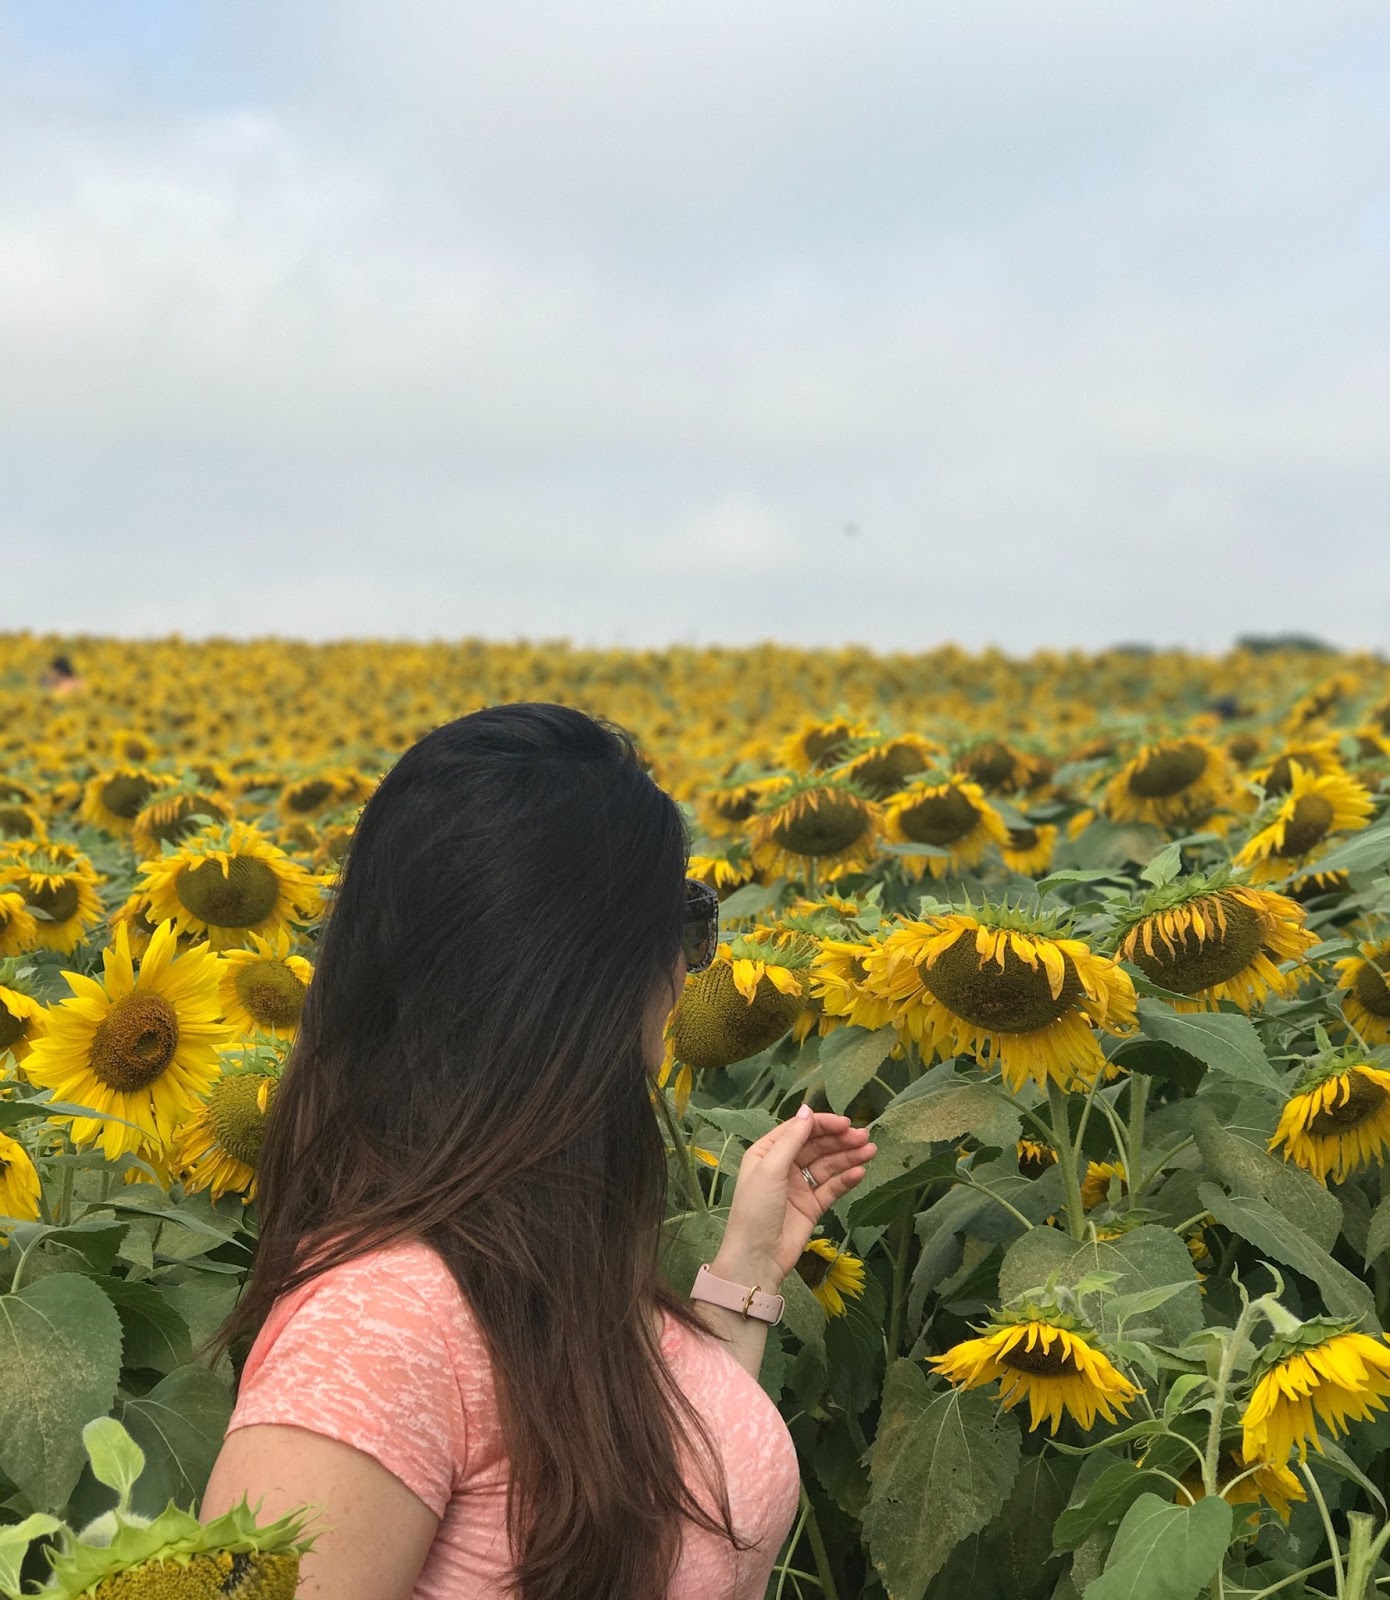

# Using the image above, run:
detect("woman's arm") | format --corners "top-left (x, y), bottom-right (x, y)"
top-left (201, 1424), bottom-right (439, 1599)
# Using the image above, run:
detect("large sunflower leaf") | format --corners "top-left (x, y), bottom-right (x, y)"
top-left (1298, 818), bottom-right (1390, 878)
top-left (819, 1025), bottom-right (896, 1113)
top-left (1191, 1105), bottom-right (1341, 1251)
top-left (1083, 1493), bottom-right (1231, 1600)
top-left (873, 1079), bottom-right (1022, 1152)
top-left (1136, 1003), bottom-right (1282, 1094)
top-left (863, 1361), bottom-right (1021, 1600)
top-left (0, 1274), bottom-right (122, 1512)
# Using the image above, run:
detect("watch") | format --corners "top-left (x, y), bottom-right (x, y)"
top-left (689, 1262), bottom-right (784, 1325)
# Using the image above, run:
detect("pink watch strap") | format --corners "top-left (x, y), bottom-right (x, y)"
top-left (689, 1263), bottom-right (784, 1325)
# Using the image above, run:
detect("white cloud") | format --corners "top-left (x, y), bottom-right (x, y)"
top-left (1, 1), bottom-right (1387, 650)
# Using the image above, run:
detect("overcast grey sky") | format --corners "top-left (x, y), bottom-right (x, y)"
top-left (2, 2), bottom-right (1387, 651)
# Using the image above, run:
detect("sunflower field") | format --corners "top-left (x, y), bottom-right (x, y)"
top-left (11, 635), bottom-right (1390, 1598)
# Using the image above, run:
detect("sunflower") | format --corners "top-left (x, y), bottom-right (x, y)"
top-left (0, 1129), bottom-right (41, 1231)
top-left (881, 777), bottom-right (1009, 880)
top-left (107, 894), bottom-right (163, 960)
top-left (930, 1311), bottom-right (1142, 1434)
top-left (776, 716), bottom-right (876, 774)
top-left (833, 733), bottom-right (942, 798)
top-left (1242, 1320), bottom-right (1390, 1464)
top-left (139, 821), bottom-right (325, 951)
top-left (1268, 1057), bottom-right (1390, 1185)
top-left (1174, 1449), bottom-right (1305, 1523)
top-left (687, 839), bottom-right (756, 897)
top-left (1235, 764), bottom-right (1375, 883)
top-left (0, 974), bottom-right (47, 1065)
top-left (219, 931), bottom-right (313, 1037)
top-left (796, 1238), bottom-right (867, 1317)
top-left (21, 920), bottom-right (229, 1160)
top-left (868, 908), bottom-right (1137, 1093)
top-left (661, 942), bottom-right (804, 1110)
top-left (0, 845), bottom-right (105, 953)
top-left (958, 739), bottom-right (1035, 795)
top-left (0, 888), bottom-right (40, 958)
top-left (1102, 738), bottom-right (1232, 830)
top-left (1000, 823), bottom-right (1058, 877)
top-left (1017, 1138), bottom-right (1057, 1179)
top-left (809, 938), bottom-right (899, 1033)
top-left (697, 776), bottom-right (780, 838)
top-left (277, 768), bottom-right (370, 821)
top-left (174, 1066), bottom-right (279, 1203)
top-left (1335, 939), bottom-right (1390, 1044)
top-left (81, 766), bottom-right (169, 836)
top-left (0, 800), bottom-right (46, 843)
top-left (130, 786), bottom-right (232, 857)
top-left (1081, 1160), bottom-right (1127, 1209)
top-left (1115, 878), bottom-right (1316, 1013)
top-left (1250, 738), bottom-right (1345, 798)
top-left (749, 780), bottom-right (882, 884)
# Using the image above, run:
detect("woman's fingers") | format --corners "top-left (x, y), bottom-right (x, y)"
top-left (794, 1127), bottom-right (874, 1165)
top-left (802, 1144), bottom-right (876, 1186)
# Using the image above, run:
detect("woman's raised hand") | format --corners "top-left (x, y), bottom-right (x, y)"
top-left (712, 1106), bottom-right (877, 1290)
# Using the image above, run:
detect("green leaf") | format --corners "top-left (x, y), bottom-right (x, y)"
top-left (88, 1275), bottom-right (193, 1373)
top-left (0, 1514), bottom-right (64, 1597)
top-left (1365, 1193), bottom-right (1390, 1266)
top-left (819, 1026), bottom-right (897, 1113)
top-left (714, 883), bottom-right (783, 920)
top-left (1197, 1184), bottom-right (1377, 1326)
top-left (874, 1081), bottom-right (1022, 1153)
top-left (0, 1274), bottom-right (123, 1511)
top-left (2, 1219), bottom-right (129, 1275)
top-left (114, 1365), bottom-right (234, 1518)
top-left (778, 1266), bottom-right (827, 1365)
top-left (1136, 1004), bottom-right (1282, 1094)
top-left (82, 1417), bottom-right (145, 1509)
top-left (1191, 1107), bottom-right (1340, 1251)
top-left (1083, 1493), bottom-right (1232, 1600)
top-left (690, 1106), bottom-right (778, 1144)
top-left (1140, 842), bottom-right (1184, 888)
top-left (1297, 818), bottom-right (1390, 878)
top-left (1054, 1463), bottom-right (1175, 1551)
top-left (988, 1452), bottom-right (1076, 1600)
top-left (842, 1146), bottom-right (959, 1229)
top-left (864, 1361), bottom-right (1021, 1600)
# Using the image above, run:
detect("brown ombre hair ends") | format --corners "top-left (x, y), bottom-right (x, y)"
top-left (213, 703), bottom-right (744, 1600)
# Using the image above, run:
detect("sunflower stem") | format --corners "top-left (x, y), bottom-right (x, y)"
top-left (56, 1163), bottom-right (74, 1229)
top-left (1202, 1297), bottom-right (1260, 1496)
top-left (1126, 1075), bottom-right (1149, 1208)
top-left (1343, 1510), bottom-right (1390, 1600)
top-left (887, 1209), bottom-right (912, 1358)
top-left (1300, 1463), bottom-right (1345, 1597)
top-left (799, 1485), bottom-right (841, 1600)
top-left (1047, 1082), bottom-right (1086, 1242)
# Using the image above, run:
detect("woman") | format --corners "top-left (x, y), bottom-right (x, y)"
top-left (201, 703), bottom-right (876, 1600)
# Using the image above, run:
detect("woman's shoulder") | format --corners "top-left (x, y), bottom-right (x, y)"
top-left (277, 1234), bottom-right (478, 1345)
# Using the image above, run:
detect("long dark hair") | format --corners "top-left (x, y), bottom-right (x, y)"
top-left (215, 703), bottom-right (741, 1600)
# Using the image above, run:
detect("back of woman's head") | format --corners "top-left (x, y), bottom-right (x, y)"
top-left (218, 703), bottom-right (735, 1600)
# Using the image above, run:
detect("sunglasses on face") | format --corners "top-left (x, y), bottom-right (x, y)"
top-left (681, 877), bottom-right (720, 974)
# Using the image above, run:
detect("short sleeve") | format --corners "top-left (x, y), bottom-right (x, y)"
top-left (226, 1254), bottom-right (469, 1519)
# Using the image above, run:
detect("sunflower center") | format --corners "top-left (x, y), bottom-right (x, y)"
top-left (850, 745), bottom-right (926, 798)
top-left (796, 1252), bottom-right (831, 1288)
top-left (0, 1001), bottom-right (30, 1052)
top-left (1001, 1336), bottom-right (1081, 1376)
top-left (805, 726), bottom-right (853, 767)
top-left (1279, 794), bottom-right (1335, 857)
top-left (88, 994), bottom-right (180, 1090)
top-left (234, 959), bottom-right (308, 1029)
top-left (208, 1073), bottom-right (274, 1167)
top-left (1127, 894), bottom-right (1267, 995)
top-left (712, 791), bottom-right (758, 824)
top-left (921, 932), bottom-right (1084, 1033)
top-left (964, 742), bottom-right (1019, 789)
top-left (1127, 742), bottom-right (1207, 798)
top-left (1308, 1071), bottom-right (1390, 1135)
top-left (100, 773), bottom-right (156, 820)
top-left (1263, 756), bottom-right (1307, 796)
top-left (1352, 962), bottom-right (1390, 1019)
top-left (1007, 826), bottom-right (1039, 852)
top-left (177, 857), bottom-right (282, 928)
top-left (144, 793), bottom-right (229, 847)
top-left (25, 879), bottom-right (80, 924)
top-left (770, 795), bottom-right (870, 857)
top-left (896, 787), bottom-right (981, 847)
top-left (0, 806), bottom-right (36, 838)
top-left (286, 779), bottom-right (335, 813)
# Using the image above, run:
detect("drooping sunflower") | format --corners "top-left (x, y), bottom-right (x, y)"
top-left (809, 937), bottom-right (899, 1033)
top-left (0, 1128), bottom-right (41, 1231)
top-left (1080, 1160), bottom-right (1127, 1209)
top-left (139, 821), bottom-right (325, 951)
top-left (1335, 939), bottom-right (1390, 1044)
top-left (0, 887), bottom-right (40, 958)
top-left (796, 1238), bottom-right (867, 1317)
top-left (277, 767), bottom-right (372, 821)
top-left (1242, 1319), bottom-right (1390, 1464)
top-left (174, 1064), bottom-right (279, 1203)
top-left (1174, 1448), bottom-right (1305, 1523)
top-left (660, 941), bottom-right (805, 1110)
top-left (930, 1308), bottom-right (1142, 1434)
top-left (1102, 738), bottom-right (1233, 830)
top-left (21, 920), bottom-right (230, 1160)
top-left (687, 838), bottom-right (756, 897)
top-left (957, 739), bottom-right (1037, 796)
top-left (1114, 876), bottom-right (1317, 1013)
top-left (881, 777), bottom-right (1009, 880)
top-left (1250, 738), bottom-right (1344, 797)
top-left (1268, 1055), bottom-right (1390, 1185)
top-left (130, 785), bottom-right (233, 857)
top-left (833, 733), bottom-right (942, 798)
top-left (79, 766), bottom-right (165, 835)
top-left (0, 800), bottom-right (46, 843)
top-left (0, 971), bottom-right (47, 1065)
top-left (776, 716), bottom-right (876, 774)
top-left (697, 775), bottom-right (780, 838)
top-left (1000, 823), bottom-right (1058, 877)
top-left (1017, 1138), bottom-right (1057, 1179)
top-left (749, 779), bottom-right (882, 884)
top-left (0, 845), bottom-right (105, 954)
top-left (1235, 763), bottom-right (1375, 883)
top-left (867, 907), bottom-right (1137, 1093)
top-left (219, 930), bottom-right (313, 1037)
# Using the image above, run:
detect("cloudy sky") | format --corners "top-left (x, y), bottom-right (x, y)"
top-left (2, 2), bottom-right (1387, 651)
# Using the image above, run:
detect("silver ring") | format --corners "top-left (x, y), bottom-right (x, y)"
top-left (800, 1165), bottom-right (819, 1190)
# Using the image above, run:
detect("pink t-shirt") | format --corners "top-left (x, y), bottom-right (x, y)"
top-left (226, 1237), bottom-right (801, 1599)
